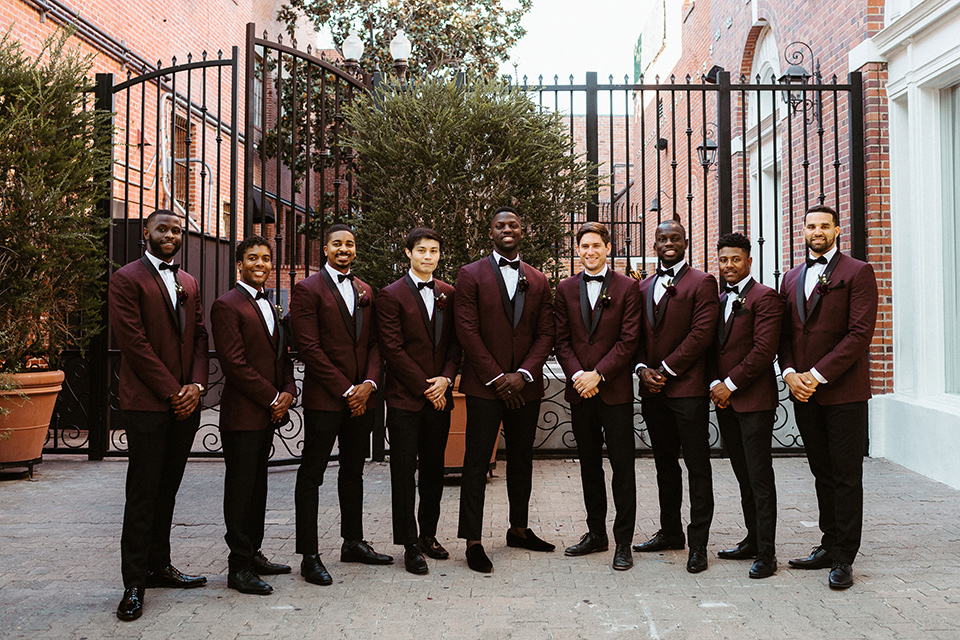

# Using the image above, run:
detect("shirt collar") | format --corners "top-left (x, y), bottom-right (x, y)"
top-left (491, 249), bottom-right (520, 266)
top-left (237, 281), bottom-right (263, 297)
top-left (144, 250), bottom-right (173, 272)
top-left (324, 262), bottom-right (350, 281)
top-left (726, 274), bottom-right (753, 292)
top-left (584, 265), bottom-right (608, 279)
top-left (659, 259), bottom-right (686, 275)
top-left (408, 269), bottom-right (433, 284)
top-left (815, 245), bottom-right (839, 264)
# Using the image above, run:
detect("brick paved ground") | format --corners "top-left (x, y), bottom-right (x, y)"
top-left (1, 455), bottom-right (959, 639)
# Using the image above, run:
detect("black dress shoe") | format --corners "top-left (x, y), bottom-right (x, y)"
top-left (829, 562), bottom-right (854, 589)
top-left (788, 546), bottom-right (832, 570)
top-left (116, 586), bottom-right (144, 621)
top-left (564, 532), bottom-right (609, 556)
top-left (633, 530), bottom-right (685, 553)
top-left (505, 528), bottom-right (556, 552)
top-left (418, 535), bottom-right (450, 560)
top-left (341, 539), bottom-right (394, 565)
top-left (717, 541), bottom-right (758, 560)
top-left (687, 546), bottom-right (708, 573)
top-left (252, 551), bottom-right (291, 575)
top-left (228, 569), bottom-right (273, 595)
top-left (300, 554), bottom-right (333, 586)
top-left (404, 545), bottom-right (429, 575)
top-left (749, 555), bottom-right (778, 579)
top-left (145, 564), bottom-right (207, 589)
top-left (612, 543), bottom-right (634, 571)
top-left (466, 544), bottom-right (493, 573)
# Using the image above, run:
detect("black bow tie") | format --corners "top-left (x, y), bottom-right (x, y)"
top-left (254, 291), bottom-right (268, 301)
top-left (806, 256), bottom-right (828, 268)
top-left (722, 284), bottom-right (740, 294)
top-left (337, 272), bottom-right (354, 283)
top-left (417, 280), bottom-right (435, 290)
top-left (657, 267), bottom-right (675, 278)
top-left (498, 257), bottom-right (520, 270)
top-left (583, 274), bottom-right (604, 283)
top-left (159, 262), bottom-right (180, 274)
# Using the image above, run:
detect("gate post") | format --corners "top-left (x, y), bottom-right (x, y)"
top-left (848, 71), bottom-right (867, 261)
top-left (586, 72), bottom-right (599, 222)
top-left (89, 73), bottom-right (115, 461)
top-left (717, 71), bottom-right (733, 236)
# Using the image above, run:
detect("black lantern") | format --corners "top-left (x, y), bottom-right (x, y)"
top-left (697, 137), bottom-right (718, 169)
top-left (779, 41), bottom-right (819, 116)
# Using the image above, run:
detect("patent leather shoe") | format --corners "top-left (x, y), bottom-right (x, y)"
top-left (252, 551), bottom-right (291, 575)
top-left (341, 539), bottom-right (394, 565)
top-left (633, 530), bottom-right (685, 552)
top-left (506, 528), bottom-right (556, 552)
top-left (788, 546), bottom-right (832, 570)
top-left (466, 544), bottom-right (493, 573)
top-left (717, 541), bottom-right (758, 560)
top-left (829, 562), bottom-right (854, 589)
top-left (612, 543), bottom-right (634, 571)
top-left (418, 535), bottom-right (449, 560)
top-left (145, 564), bottom-right (207, 589)
top-left (564, 532), bottom-right (609, 556)
top-left (228, 569), bottom-right (273, 595)
top-left (686, 546), bottom-right (708, 573)
top-left (404, 545), bottom-right (429, 575)
top-left (116, 586), bottom-right (144, 621)
top-left (300, 554), bottom-right (332, 586)
top-left (749, 555), bottom-right (778, 579)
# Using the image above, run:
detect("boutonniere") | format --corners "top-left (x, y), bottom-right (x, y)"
top-left (435, 291), bottom-right (448, 310)
top-left (175, 282), bottom-right (187, 306)
top-left (275, 303), bottom-right (284, 317)
top-left (599, 290), bottom-right (612, 308)
top-left (517, 274), bottom-right (529, 292)
top-left (357, 288), bottom-right (371, 308)
top-left (732, 294), bottom-right (747, 312)
top-left (815, 273), bottom-right (831, 296)
top-left (664, 278), bottom-right (677, 298)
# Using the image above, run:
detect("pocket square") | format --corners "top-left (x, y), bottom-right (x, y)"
top-left (829, 280), bottom-right (847, 291)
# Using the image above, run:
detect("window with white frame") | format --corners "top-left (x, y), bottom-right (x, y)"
top-left (943, 83), bottom-right (960, 394)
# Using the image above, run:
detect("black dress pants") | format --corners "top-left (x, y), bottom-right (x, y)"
top-left (717, 406), bottom-right (777, 558)
top-left (641, 394), bottom-right (714, 547)
top-left (221, 427), bottom-right (274, 573)
top-left (120, 409), bottom-right (200, 588)
top-left (295, 408), bottom-right (373, 555)
top-left (387, 405), bottom-right (451, 546)
top-left (793, 398), bottom-right (867, 565)
top-left (570, 397), bottom-right (636, 545)
top-left (458, 396), bottom-right (541, 541)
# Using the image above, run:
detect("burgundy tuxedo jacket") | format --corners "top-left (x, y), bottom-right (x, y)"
top-left (454, 255), bottom-right (555, 402)
top-left (377, 275), bottom-right (462, 412)
top-left (555, 270), bottom-right (641, 406)
top-left (211, 286), bottom-right (297, 431)
top-left (635, 264), bottom-right (719, 398)
top-left (779, 251), bottom-right (878, 405)
top-left (708, 279), bottom-right (784, 413)
top-left (290, 269), bottom-right (381, 412)
top-left (108, 255), bottom-right (209, 412)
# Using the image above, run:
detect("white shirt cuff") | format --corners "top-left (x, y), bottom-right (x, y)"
top-left (723, 376), bottom-right (737, 392)
top-left (709, 379), bottom-right (721, 389)
top-left (343, 385), bottom-right (355, 398)
top-left (271, 392), bottom-right (280, 405)
top-left (487, 373), bottom-right (505, 386)
top-left (518, 369), bottom-right (533, 383)
top-left (661, 360), bottom-right (677, 377)
top-left (572, 370), bottom-right (584, 381)
top-left (635, 363), bottom-right (647, 375)
top-left (781, 367), bottom-right (797, 380)
top-left (810, 368), bottom-right (827, 385)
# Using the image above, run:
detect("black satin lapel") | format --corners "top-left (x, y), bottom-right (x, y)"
top-left (590, 270), bottom-right (613, 335)
top-left (579, 274), bottom-right (591, 333)
top-left (653, 280), bottom-right (669, 330)
top-left (405, 275), bottom-right (435, 344)
top-left (513, 264), bottom-right (526, 330)
top-left (717, 292), bottom-right (729, 344)
top-left (353, 281), bottom-right (363, 344)
top-left (489, 254), bottom-right (514, 325)
top-left (141, 254), bottom-right (181, 332)
top-left (645, 279), bottom-right (656, 329)
top-left (321, 269), bottom-right (356, 341)
top-left (796, 263), bottom-right (810, 325)
top-left (673, 263), bottom-right (690, 285)
top-left (434, 306), bottom-right (443, 347)
top-left (806, 253), bottom-right (841, 322)
top-left (175, 274), bottom-right (186, 335)
top-left (237, 285), bottom-right (277, 350)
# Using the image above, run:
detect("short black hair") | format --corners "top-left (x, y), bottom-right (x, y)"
top-left (145, 209), bottom-right (182, 225)
top-left (491, 206), bottom-right (520, 224)
top-left (656, 219), bottom-right (686, 237)
top-left (405, 227), bottom-right (442, 251)
top-left (576, 221), bottom-right (611, 245)
top-left (717, 232), bottom-right (751, 254)
top-left (235, 235), bottom-right (272, 263)
top-left (324, 223), bottom-right (356, 245)
top-left (804, 204), bottom-right (840, 227)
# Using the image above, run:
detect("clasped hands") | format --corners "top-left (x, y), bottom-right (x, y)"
top-left (784, 371), bottom-right (819, 402)
top-left (638, 366), bottom-right (668, 394)
top-left (170, 384), bottom-right (201, 420)
top-left (346, 382), bottom-right (375, 417)
top-left (423, 376), bottom-right (450, 411)
top-left (270, 391), bottom-right (296, 423)
top-left (494, 372), bottom-right (527, 409)
top-left (572, 370), bottom-right (601, 399)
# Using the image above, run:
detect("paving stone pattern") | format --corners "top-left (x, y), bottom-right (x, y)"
top-left (1, 456), bottom-right (959, 639)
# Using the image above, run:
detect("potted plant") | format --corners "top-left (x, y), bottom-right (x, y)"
top-left (0, 31), bottom-right (112, 475)
top-left (342, 78), bottom-right (593, 472)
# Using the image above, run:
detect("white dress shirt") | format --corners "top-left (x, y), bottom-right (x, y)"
top-left (409, 270), bottom-right (435, 320)
top-left (709, 274), bottom-right (754, 393)
top-left (237, 281), bottom-right (275, 336)
top-left (584, 265), bottom-right (607, 309)
top-left (635, 260), bottom-right (685, 377)
top-left (781, 245), bottom-right (838, 385)
top-left (491, 249), bottom-right (520, 299)
top-left (144, 250), bottom-right (179, 308)
top-left (325, 262), bottom-right (355, 314)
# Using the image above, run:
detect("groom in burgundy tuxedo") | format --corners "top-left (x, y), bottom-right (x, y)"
top-left (109, 209), bottom-right (209, 621)
top-left (779, 205), bottom-right (878, 590)
top-left (211, 236), bottom-right (297, 595)
top-left (633, 220), bottom-right (719, 574)
top-left (377, 227), bottom-right (461, 575)
top-left (290, 223), bottom-right (392, 587)
top-left (708, 233), bottom-right (784, 580)
top-left (455, 206), bottom-right (556, 573)
top-left (554, 222), bottom-right (641, 571)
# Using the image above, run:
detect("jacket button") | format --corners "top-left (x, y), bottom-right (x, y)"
top-left (654, 333), bottom-right (659, 339)
top-left (803, 329), bottom-right (810, 335)
top-left (720, 350), bottom-right (725, 355)
top-left (589, 339), bottom-right (594, 345)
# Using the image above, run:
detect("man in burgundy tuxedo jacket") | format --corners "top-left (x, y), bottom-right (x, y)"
top-left (707, 233), bottom-right (784, 580)
top-left (211, 236), bottom-right (297, 595)
top-left (779, 205), bottom-right (878, 590)
top-left (455, 206), bottom-right (556, 573)
top-left (554, 222), bottom-right (641, 571)
top-left (289, 223), bottom-right (392, 586)
top-left (633, 220), bottom-right (719, 574)
top-left (377, 228), bottom-right (462, 575)
top-left (108, 210), bottom-right (209, 621)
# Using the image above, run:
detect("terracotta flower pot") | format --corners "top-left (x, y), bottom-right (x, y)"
top-left (0, 370), bottom-right (64, 470)
top-left (443, 376), bottom-right (499, 474)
